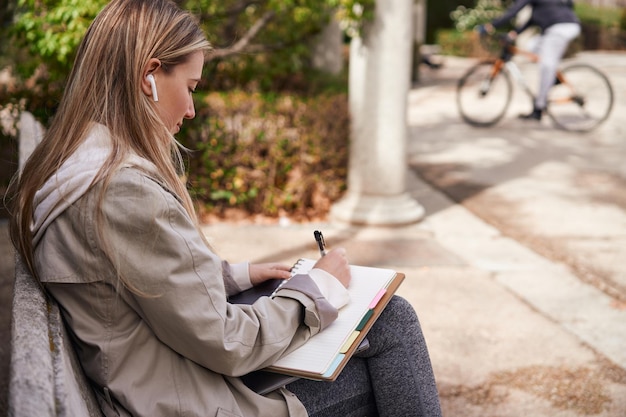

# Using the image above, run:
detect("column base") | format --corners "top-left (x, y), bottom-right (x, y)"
top-left (330, 192), bottom-right (424, 226)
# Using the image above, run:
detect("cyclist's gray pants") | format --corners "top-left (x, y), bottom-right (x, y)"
top-left (534, 22), bottom-right (581, 109)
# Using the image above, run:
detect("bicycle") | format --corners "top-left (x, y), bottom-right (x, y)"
top-left (456, 32), bottom-right (614, 132)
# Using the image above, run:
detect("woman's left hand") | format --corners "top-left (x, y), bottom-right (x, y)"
top-left (249, 263), bottom-right (292, 286)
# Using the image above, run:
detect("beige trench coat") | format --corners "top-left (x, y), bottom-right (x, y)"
top-left (34, 167), bottom-right (338, 417)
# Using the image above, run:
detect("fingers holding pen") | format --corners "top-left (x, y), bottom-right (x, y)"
top-left (313, 248), bottom-right (351, 288)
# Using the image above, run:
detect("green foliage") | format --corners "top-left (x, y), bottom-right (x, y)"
top-left (1, 0), bottom-right (367, 219)
top-left (574, 2), bottom-right (623, 29)
top-left (450, 0), bottom-right (503, 32)
top-left (435, 29), bottom-right (479, 57)
top-left (333, 0), bottom-right (375, 39)
top-left (451, 0), bottom-right (625, 34)
top-left (191, 0), bottom-right (373, 91)
top-left (12, 0), bottom-right (107, 80)
top-left (3, 0), bottom-right (374, 118)
top-left (438, 0), bottom-right (502, 58)
top-left (180, 90), bottom-right (350, 219)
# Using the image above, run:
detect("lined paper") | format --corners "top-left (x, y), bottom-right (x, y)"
top-left (269, 259), bottom-right (396, 376)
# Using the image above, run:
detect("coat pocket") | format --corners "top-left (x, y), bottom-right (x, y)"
top-left (216, 407), bottom-right (244, 417)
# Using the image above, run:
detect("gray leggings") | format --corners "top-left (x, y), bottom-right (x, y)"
top-left (534, 22), bottom-right (581, 109)
top-left (287, 296), bottom-right (442, 417)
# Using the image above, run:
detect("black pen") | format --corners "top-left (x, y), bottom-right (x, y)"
top-left (314, 230), bottom-right (327, 257)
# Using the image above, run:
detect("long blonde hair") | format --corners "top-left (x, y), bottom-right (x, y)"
top-left (10, 0), bottom-right (211, 281)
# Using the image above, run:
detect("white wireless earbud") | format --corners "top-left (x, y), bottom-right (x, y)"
top-left (147, 74), bottom-right (158, 102)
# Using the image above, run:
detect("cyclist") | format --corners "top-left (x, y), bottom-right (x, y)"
top-left (479, 0), bottom-right (581, 121)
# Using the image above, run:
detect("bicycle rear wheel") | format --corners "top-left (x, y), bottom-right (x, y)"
top-left (457, 60), bottom-right (512, 127)
top-left (547, 63), bottom-right (614, 132)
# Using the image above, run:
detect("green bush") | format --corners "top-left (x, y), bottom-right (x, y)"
top-left (575, 2), bottom-right (623, 29)
top-left (440, 0), bottom-right (626, 57)
top-left (1, 0), bottom-right (358, 220)
top-left (450, 0), bottom-right (503, 32)
top-left (441, 0), bottom-right (505, 58)
top-left (4, 0), bottom-right (372, 121)
top-left (576, 3), bottom-right (626, 50)
top-left (436, 29), bottom-right (477, 57)
top-left (180, 90), bottom-right (349, 220)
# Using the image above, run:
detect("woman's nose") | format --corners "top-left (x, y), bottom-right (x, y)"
top-left (184, 99), bottom-right (195, 119)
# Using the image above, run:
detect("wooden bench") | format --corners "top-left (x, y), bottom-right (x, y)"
top-left (9, 112), bottom-right (102, 416)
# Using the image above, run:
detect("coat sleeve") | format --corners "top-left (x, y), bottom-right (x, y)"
top-left (98, 169), bottom-right (338, 376)
top-left (491, 0), bottom-right (532, 30)
top-left (221, 261), bottom-right (252, 296)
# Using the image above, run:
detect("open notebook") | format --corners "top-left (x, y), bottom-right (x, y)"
top-left (231, 259), bottom-right (404, 391)
top-left (264, 259), bottom-right (404, 381)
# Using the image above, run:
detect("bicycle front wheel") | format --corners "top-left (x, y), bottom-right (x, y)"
top-left (457, 60), bottom-right (513, 127)
top-left (547, 63), bottom-right (614, 132)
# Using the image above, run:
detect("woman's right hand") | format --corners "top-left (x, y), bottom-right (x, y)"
top-left (313, 248), bottom-right (351, 288)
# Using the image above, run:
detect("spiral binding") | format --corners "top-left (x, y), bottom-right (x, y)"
top-left (290, 258), bottom-right (306, 276)
top-left (271, 258), bottom-right (311, 298)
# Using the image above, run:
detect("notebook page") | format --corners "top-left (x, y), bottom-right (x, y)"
top-left (271, 260), bottom-right (396, 375)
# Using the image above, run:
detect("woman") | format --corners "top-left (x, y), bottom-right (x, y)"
top-left (9, 0), bottom-right (442, 416)
top-left (483, 0), bottom-right (581, 120)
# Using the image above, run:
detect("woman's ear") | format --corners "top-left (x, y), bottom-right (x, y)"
top-left (141, 58), bottom-right (161, 99)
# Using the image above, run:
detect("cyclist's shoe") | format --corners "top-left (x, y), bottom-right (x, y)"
top-left (518, 107), bottom-right (543, 121)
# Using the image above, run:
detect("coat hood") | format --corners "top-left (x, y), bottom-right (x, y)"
top-left (31, 123), bottom-right (157, 246)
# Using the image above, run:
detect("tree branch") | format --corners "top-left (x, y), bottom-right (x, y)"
top-left (206, 10), bottom-right (276, 61)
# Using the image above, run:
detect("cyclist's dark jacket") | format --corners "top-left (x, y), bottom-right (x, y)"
top-left (491, 0), bottom-right (580, 34)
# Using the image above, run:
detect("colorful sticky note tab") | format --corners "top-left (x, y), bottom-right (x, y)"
top-left (368, 288), bottom-right (387, 309)
top-left (322, 354), bottom-right (345, 378)
top-left (340, 331), bottom-right (360, 354)
top-left (356, 309), bottom-right (374, 331)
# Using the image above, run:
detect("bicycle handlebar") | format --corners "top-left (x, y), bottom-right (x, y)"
top-left (475, 27), bottom-right (515, 43)
top-left (474, 27), bottom-right (516, 58)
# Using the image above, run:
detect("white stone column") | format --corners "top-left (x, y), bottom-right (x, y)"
top-left (330, 0), bottom-right (424, 225)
